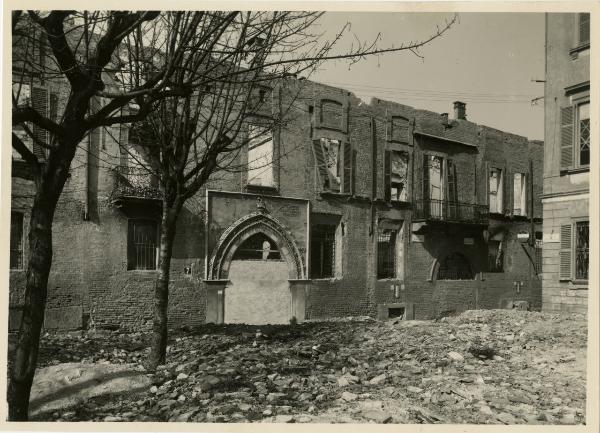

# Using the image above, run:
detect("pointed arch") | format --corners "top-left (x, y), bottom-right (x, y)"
top-left (207, 211), bottom-right (305, 280)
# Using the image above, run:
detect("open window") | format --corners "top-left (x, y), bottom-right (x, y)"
top-left (513, 173), bottom-right (527, 216)
top-left (247, 124), bottom-right (274, 187)
top-left (312, 139), bottom-right (353, 194)
top-left (488, 168), bottom-right (503, 214)
top-left (487, 240), bottom-right (504, 272)
top-left (385, 151), bottom-right (409, 202)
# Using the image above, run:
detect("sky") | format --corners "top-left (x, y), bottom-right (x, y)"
top-left (310, 12), bottom-right (545, 140)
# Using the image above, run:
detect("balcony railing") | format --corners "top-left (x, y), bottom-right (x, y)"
top-left (413, 199), bottom-right (488, 225)
top-left (112, 165), bottom-right (162, 201)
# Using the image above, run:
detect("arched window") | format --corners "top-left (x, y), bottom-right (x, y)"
top-left (233, 233), bottom-right (281, 261)
top-left (437, 252), bottom-right (474, 280)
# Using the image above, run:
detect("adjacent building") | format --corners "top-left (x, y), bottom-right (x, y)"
top-left (542, 13), bottom-right (590, 313)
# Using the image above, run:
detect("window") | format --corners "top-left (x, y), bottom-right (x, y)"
top-left (247, 124), bottom-right (274, 187)
top-left (233, 233), bottom-right (281, 261)
top-left (10, 212), bottom-right (24, 270)
top-left (127, 219), bottom-right (158, 270)
top-left (377, 229), bottom-right (397, 279)
top-left (577, 102), bottom-right (590, 167)
top-left (385, 151), bottom-right (409, 202)
top-left (575, 221), bottom-right (589, 281)
top-left (561, 100), bottom-right (590, 170)
top-left (320, 99), bottom-right (343, 130)
top-left (437, 252), bottom-right (474, 280)
top-left (389, 116), bottom-right (409, 143)
top-left (312, 139), bottom-right (353, 194)
top-left (559, 220), bottom-right (589, 282)
top-left (487, 240), bottom-right (504, 272)
top-left (310, 224), bottom-right (336, 278)
top-left (488, 168), bottom-right (503, 213)
top-left (578, 13), bottom-right (590, 46)
top-left (513, 173), bottom-right (527, 216)
top-left (322, 138), bottom-right (341, 186)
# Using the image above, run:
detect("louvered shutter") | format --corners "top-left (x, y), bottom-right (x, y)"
top-left (31, 86), bottom-right (49, 159)
top-left (422, 154), bottom-right (430, 201)
top-left (560, 106), bottom-right (574, 170)
top-left (579, 13), bottom-right (590, 45)
top-left (384, 150), bottom-right (392, 202)
top-left (311, 139), bottom-right (329, 191)
top-left (447, 159), bottom-right (457, 203)
top-left (559, 224), bottom-right (572, 280)
top-left (342, 141), bottom-right (353, 195)
top-left (502, 167), bottom-right (510, 215)
top-left (49, 92), bottom-right (58, 147)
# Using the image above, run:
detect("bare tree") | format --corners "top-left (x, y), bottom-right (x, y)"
top-left (9, 10), bottom-right (230, 421)
top-left (118, 11), bottom-right (458, 369)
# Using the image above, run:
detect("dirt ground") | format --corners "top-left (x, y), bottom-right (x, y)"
top-left (19, 309), bottom-right (587, 424)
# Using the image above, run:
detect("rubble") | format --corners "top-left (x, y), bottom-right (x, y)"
top-left (25, 309), bottom-right (586, 424)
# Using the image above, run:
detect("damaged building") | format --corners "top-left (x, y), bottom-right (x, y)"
top-left (10, 73), bottom-right (544, 330)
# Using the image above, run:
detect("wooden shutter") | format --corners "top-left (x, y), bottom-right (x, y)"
top-left (579, 13), bottom-right (590, 45)
top-left (311, 139), bottom-right (329, 191)
top-left (560, 106), bottom-right (574, 170)
top-left (31, 86), bottom-right (49, 159)
top-left (559, 224), bottom-right (572, 280)
top-left (384, 150), bottom-right (392, 202)
top-left (342, 141), bottom-right (353, 195)
top-left (49, 92), bottom-right (58, 147)
top-left (422, 154), bottom-right (430, 200)
top-left (505, 169), bottom-right (513, 216)
top-left (447, 159), bottom-right (458, 203)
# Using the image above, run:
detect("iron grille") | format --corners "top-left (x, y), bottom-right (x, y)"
top-left (575, 221), bottom-right (589, 280)
top-left (414, 199), bottom-right (488, 224)
top-left (113, 166), bottom-right (162, 200)
top-left (310, 224), bottom-right (336, 278)
top-left (128, 219), bottom-right (158, 270)
top-left (377, 229), bottom-right (397, 279)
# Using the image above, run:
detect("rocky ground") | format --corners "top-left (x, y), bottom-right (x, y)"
top-left (21, 309), bottom-right (587, 424)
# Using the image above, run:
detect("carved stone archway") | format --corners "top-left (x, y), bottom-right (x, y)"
top-left (207, 211), bottom-right (305, 281)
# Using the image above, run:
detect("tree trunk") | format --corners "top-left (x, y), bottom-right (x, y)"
top-left (147, 198), bottom-right (182, 369)
top-left (7, 148), bottom-right (75, 420)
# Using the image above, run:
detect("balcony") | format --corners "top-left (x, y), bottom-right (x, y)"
top-left (413, 199), bottom-right (488, 225)
top-left (111, 165), bottom-right (162, 205)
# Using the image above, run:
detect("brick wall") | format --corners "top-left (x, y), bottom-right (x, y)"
top-left (10, 74), bottom-right (546, 330)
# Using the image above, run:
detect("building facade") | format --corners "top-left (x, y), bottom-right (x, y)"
top-left (10, 73), bottom-right (544, 330)
top-left (542, 13), bottom-right (590, 313)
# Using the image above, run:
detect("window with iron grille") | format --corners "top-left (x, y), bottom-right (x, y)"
top-left (10, 212), bottom-right (24, 270)
top-left (487, 240), bottom-right (504, 272)
top-left (377, 229), bottom-right (397, 279)
top-left (310, 224), bottom-right (336, 278)
top-left (577, 102), bottom-right (590, 167)
top-left (437, 252), bottom-right (474, 280)
top-left (575, 221), bottom-right (589, 280)
top-left (128, 219), bottom-right (158, 270)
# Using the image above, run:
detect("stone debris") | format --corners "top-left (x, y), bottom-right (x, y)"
top-left (25, 309), bottom-right (586, 424)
